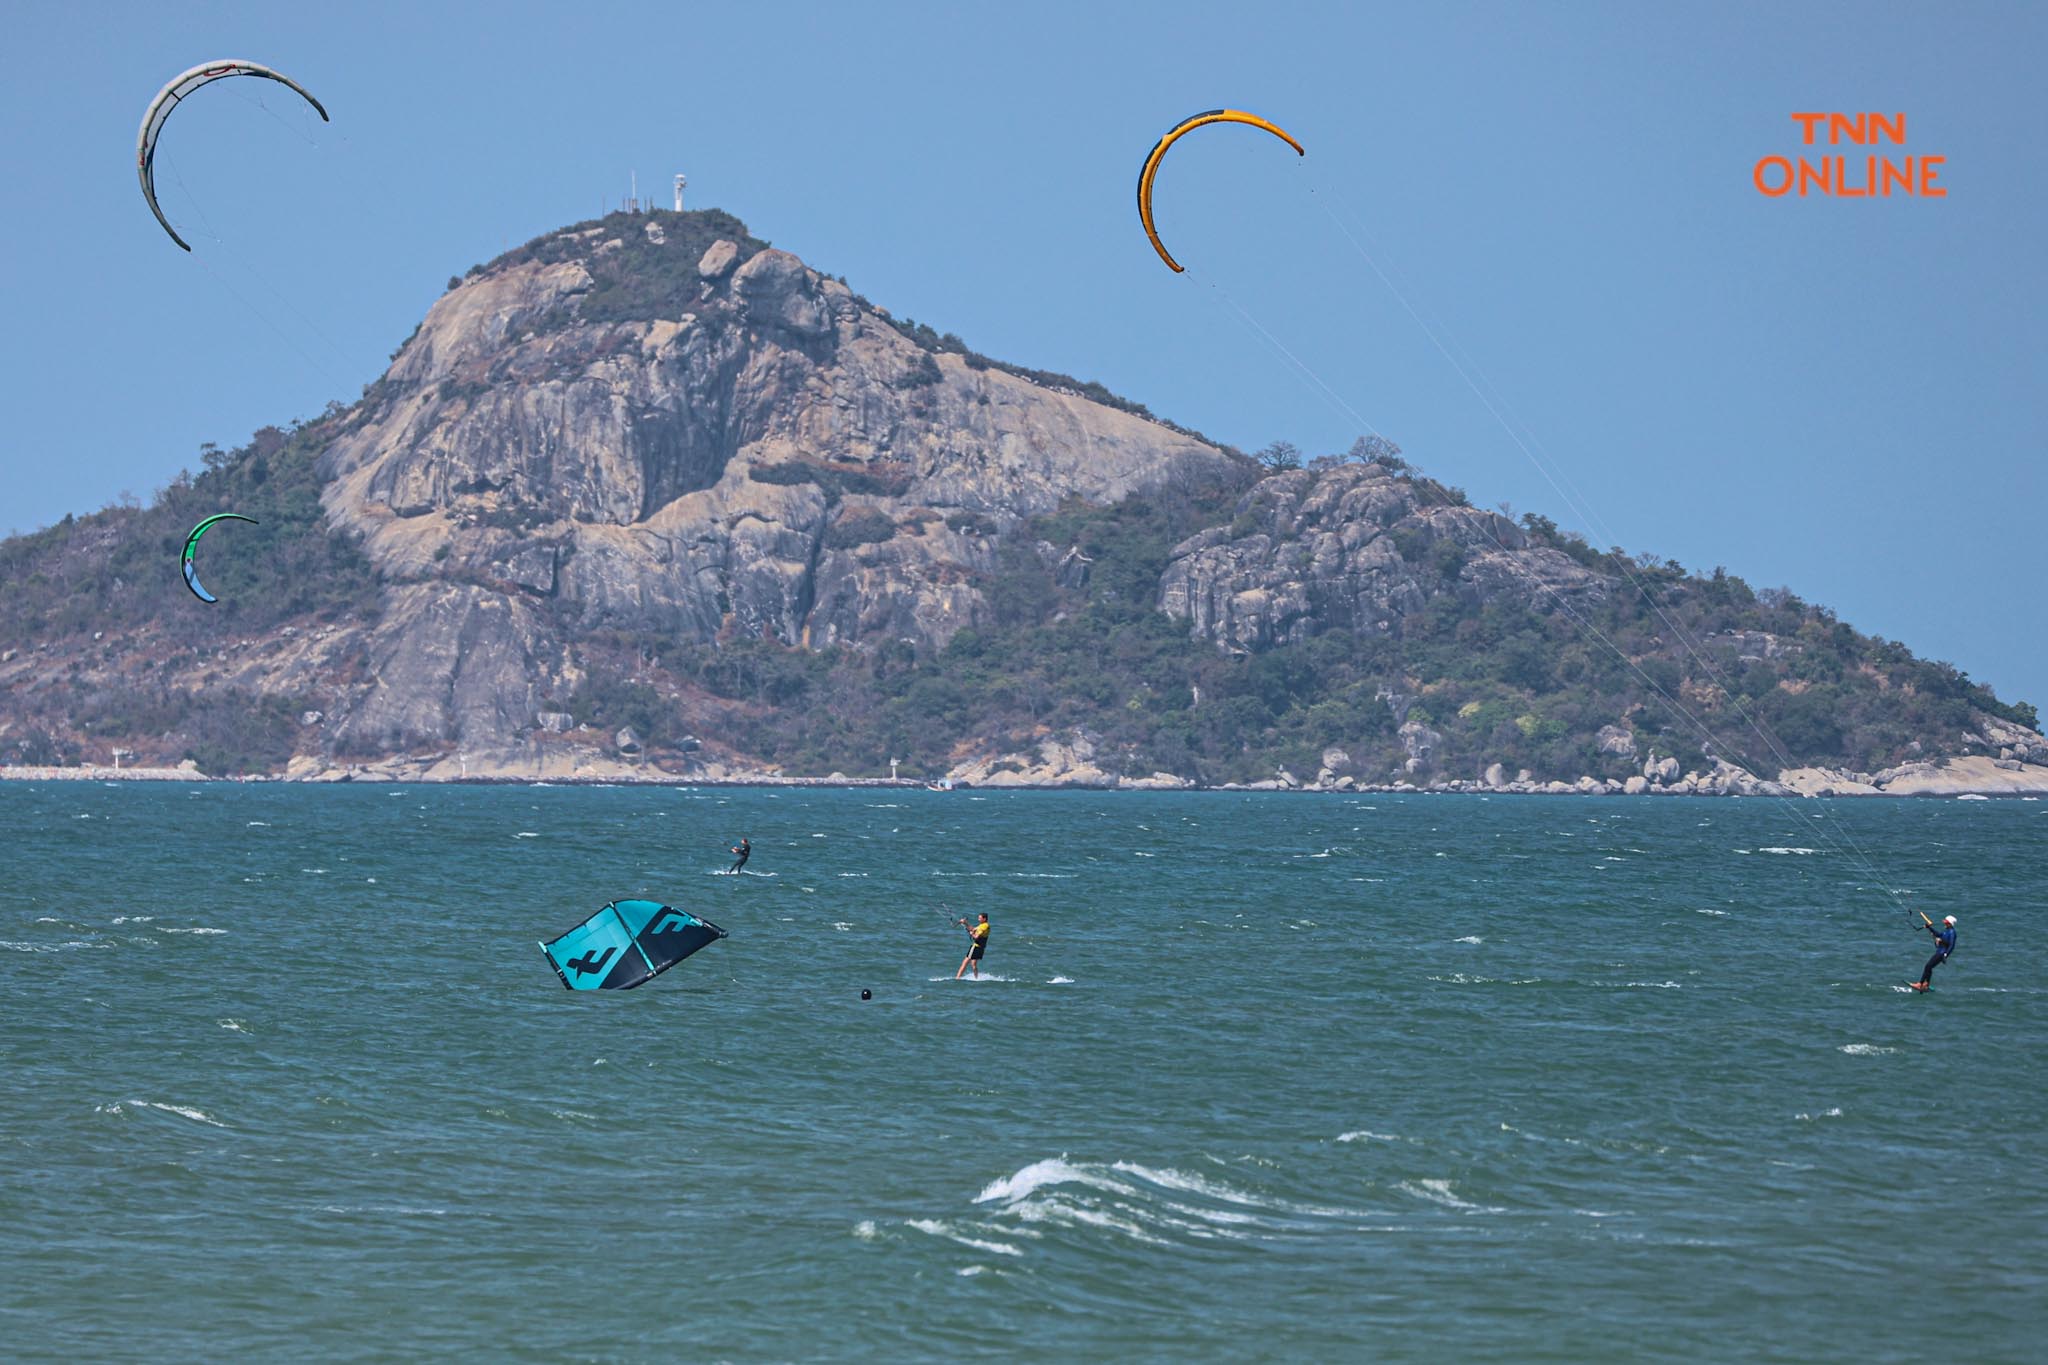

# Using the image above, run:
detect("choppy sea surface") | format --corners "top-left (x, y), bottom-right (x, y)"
top-left (2, 783), bottom-right (2042, 1361)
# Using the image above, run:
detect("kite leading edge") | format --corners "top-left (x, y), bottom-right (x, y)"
top-left (1136, 109), bottom-right (1305, 273)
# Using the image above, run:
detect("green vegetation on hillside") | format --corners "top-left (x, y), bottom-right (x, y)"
top-left (558, 459), bottom-right (2035, 784)
top-left (468, 208), bottom-right (770, 333)
top-left (0, 415), bottom-right (377, 772)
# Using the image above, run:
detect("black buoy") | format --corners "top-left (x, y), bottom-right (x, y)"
top-left (860, 989), bottom-right (872, 1001)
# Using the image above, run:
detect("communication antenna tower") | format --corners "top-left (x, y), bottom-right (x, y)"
top-left (674, 173), bottom-right (687, 212)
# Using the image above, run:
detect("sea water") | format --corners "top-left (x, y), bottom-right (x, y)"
top-left (2, 784), bottom-right (2042, 1360)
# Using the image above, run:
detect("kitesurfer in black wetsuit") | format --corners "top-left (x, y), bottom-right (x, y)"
top-left (1909, 913), bottom-right (1956, 991)
top-left (728, 837), bottom-right (750, 875)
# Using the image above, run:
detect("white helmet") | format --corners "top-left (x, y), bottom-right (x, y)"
top-left (1943, 915), bottom-right (1957, 926)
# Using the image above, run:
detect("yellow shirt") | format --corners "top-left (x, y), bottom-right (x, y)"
top-left (971, 921), bottom-right (989, 944)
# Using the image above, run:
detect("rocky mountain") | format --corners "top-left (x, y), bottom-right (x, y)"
top-left (1, 208), bottom-right (2040, 792)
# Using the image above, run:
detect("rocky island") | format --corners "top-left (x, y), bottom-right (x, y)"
top-left (2, 208), bottom-right (2040, 795)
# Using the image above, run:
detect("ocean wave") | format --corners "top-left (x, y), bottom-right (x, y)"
top-left (318, 1204), bottom-right (448, 1216)
top-left (1395, 1178), bottom-right (1502, 1213)
top-left (905, 1219), bottom-right (1024, 1257)
top-left (1795, 1107), bottom-right (1844, 1121)
top-left (1453, 935), bottom-right (1483, 944)
top-left (109, 1100), bottom-right (231, 1128)
top-left (969, 1156), bottom-right (1368, 1251)
top-left (1757, 847), bottom-right (1821, 855)
top-left (1838, 1044), bottom-right (1896, 1056)
top-left (1336, 1130), bottom-right (1403, 1144)
top-left (1047, 976), bottom-right (1075, 985)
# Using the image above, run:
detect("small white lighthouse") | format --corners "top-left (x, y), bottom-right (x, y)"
top-left (673, 173), bottom-right (687, 212)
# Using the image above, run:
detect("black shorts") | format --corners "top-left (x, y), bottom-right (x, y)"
top-left (968, 943), bottom-right (985, 960)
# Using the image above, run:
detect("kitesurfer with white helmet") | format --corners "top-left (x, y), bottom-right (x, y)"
top-left (1909, 913), bottom-right (1957, 992)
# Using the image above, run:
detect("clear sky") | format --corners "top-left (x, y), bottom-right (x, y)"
top-left (3, 1), bottom-right (2042, 705)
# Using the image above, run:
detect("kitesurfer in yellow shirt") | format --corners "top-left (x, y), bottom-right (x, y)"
top-left (955, 912), bottom-right (990, 980)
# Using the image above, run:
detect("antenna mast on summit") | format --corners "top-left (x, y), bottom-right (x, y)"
top-left (674, 173), bottom-right (687, 211)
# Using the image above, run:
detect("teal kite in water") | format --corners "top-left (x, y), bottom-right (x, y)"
top-left (541, 900), bottom-right (728, 990)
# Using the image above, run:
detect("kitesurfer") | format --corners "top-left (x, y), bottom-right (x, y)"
top-left (1909, 913), bottom-right (1957, 992)
top-left (954, 912), bottom-right (990, 980)
top-left (728, 837), bottom-right (751, 875)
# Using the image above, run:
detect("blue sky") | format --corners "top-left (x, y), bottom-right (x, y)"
top-left (2, 1), bottom-right (2042, 705)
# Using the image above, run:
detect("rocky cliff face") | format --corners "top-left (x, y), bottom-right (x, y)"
top-left (1159, 463), bottom-right (1607, 652)
top-left (314, 217), bottom-right (1235, 757)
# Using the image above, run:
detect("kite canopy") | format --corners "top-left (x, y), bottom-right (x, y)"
top-left (541, 900), bottom-right (728, 991)
top-left (1136, 109), bottom-right (1305, 273)
top-left (181, 512), bottom-right (257, 604)
top-left (137, 60), bottom-right (329, 251)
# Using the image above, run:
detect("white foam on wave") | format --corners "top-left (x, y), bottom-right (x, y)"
top-left (976, 1157), bottom-right (1131, 1205)
top-left (218, 1019), bottom-right (249, 1033)
top-left (930, 973), bottom-right (1015, 983)
top-left (1396, 1178), bottom-right (1499, 1212)
top-left (1012, 1199), bottom-right (1166, 1244)
top-left (111, 915), bottom-right (155, 924)
top-left (1795, 1107), bottom-right (1844, 1121)
top-left (1839, 1044), bottom-right (1896, 1056)
top-left (1758, 847), bottom-right (1820, 855)
top-left (159, 927), bottom-right (227, 935)
top-left (246, 821), bottom-right (269, 827)
top-left (1336, 1130), bottom-right (1402, 1144)
top-left (513, 831), bottom-right (541, 839)
top-left (129, 1101), bottom-right (230, 1128)
top-left (1046, 976), bottom-right (1075, 985)
top-left (832, 922), bottom-right (853, 932)
top-left (318, 1203), bottom-right (448, 1216)
top-left (1109, 1161), bottom-right (1271, 1209)
top-left (905, 1218), bottom-right (1023, 1256)
top-left (1454, 935), bottom-right (1483, 945)
top-left (852, 1219), bottom-right (880, 1241)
